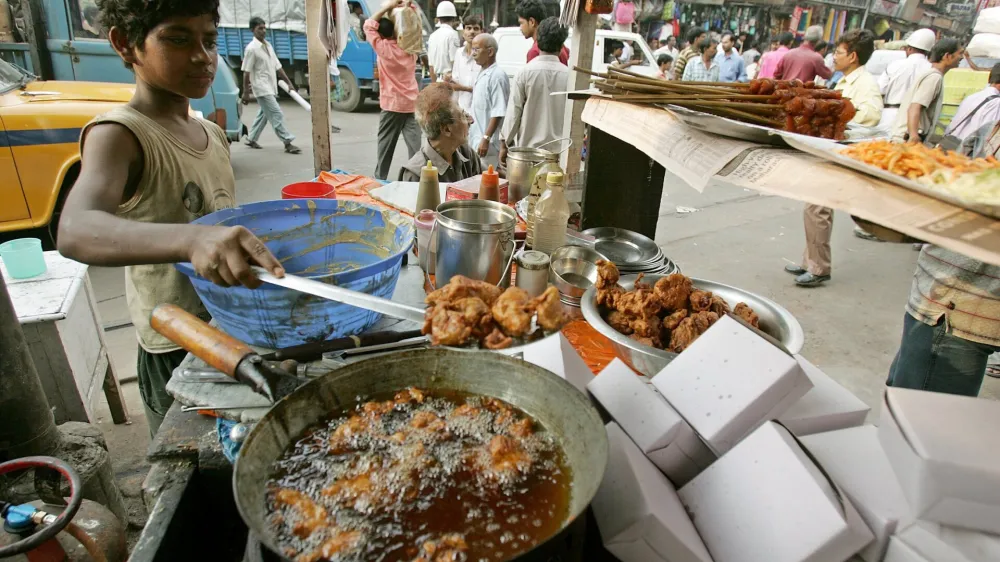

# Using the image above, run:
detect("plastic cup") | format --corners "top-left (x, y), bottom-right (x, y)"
top-left (280, 182), bottom-right (337, 200)
top-left (0, 238), bottom-right (47, 279)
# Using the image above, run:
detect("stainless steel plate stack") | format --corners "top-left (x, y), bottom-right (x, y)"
top-left (581, 227), bottom-right (680, 276)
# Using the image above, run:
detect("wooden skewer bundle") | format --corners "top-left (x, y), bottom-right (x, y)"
top-left (577, 68), bottom-right (857, 139)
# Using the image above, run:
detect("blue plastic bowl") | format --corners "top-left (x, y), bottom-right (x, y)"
top-left (176, 199), bottom-right (414, 348)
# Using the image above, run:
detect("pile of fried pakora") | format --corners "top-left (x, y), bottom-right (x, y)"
top-left (421, 276), bottom-right (566, 349)
top-left (595, 260), bottom-right (760, 353)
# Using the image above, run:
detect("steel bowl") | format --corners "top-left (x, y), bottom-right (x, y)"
top-left (234, 348), bottom-right (608, 561)
top-left (548, 245), bottom-right (608, 300)
top-left (581, 274), bottom-right (805, 377)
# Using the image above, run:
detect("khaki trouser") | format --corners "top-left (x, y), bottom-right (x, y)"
top-left (802, 204), bottom-right (833, 276)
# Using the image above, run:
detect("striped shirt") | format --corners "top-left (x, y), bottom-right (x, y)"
top-left (907, 245), bottom-right (1000, 346)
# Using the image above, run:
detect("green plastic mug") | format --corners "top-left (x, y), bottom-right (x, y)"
top-left (1, 238), bottom-right (47, 279)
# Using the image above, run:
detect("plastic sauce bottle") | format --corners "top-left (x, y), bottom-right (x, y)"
top-left (525, 160), bottom-right (563, 247)
top-left (415, 160), bottom-right (440, 213)
top-left (478, 165), bottom-right (500, 201)
top-left (532, 172), bottom-right (571, 256)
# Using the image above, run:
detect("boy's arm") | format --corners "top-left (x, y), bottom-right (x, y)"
top-left (57, 123), bottom-right (284, 288)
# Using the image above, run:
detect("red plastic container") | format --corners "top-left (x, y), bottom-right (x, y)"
top-left (281, 181), bottom-right (336, 200)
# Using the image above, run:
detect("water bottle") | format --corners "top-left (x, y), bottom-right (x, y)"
top-left (532, 172), bottom-right (571, 256)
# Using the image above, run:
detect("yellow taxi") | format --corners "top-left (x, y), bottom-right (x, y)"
top-left (0, 57), bottom-right (133, 245)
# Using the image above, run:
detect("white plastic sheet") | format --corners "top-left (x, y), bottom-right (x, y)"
top-left (218, 0), bottom-right (307, 33)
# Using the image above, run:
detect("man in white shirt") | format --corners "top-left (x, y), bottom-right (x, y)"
top-left (241, 17), bottom-right (301, 153)
top-left (469, 33), bottom-right (509, 168)
top-left (445, 15), bottom-right (482, 114)
top-left (500, 18), bottom-right (570, 165)
top-left (427, 1), bottom-right (461, 82)
top-left (654, 35), bottom-right (680, 61)
top-left (877, 28), bottom-right (935, 130)
top-left (620, 40), bottom-right (634, 64)
top-left (347, 2), bottom-right (364, 38)
top-left (944, 63), bottom-right (1000, 142)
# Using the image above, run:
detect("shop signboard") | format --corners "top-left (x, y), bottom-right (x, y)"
top-left (869, 0), bottom-right (901, 16)
top-left (790, 5), bottom-right (803, 30)
top-left (945, 1), bottom-right (973, 15)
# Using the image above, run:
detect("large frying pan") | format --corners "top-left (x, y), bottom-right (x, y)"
top-left (233, 348), bottom-right (609, 561)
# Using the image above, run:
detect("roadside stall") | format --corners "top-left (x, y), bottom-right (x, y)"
top-left (125, 16), bottom-right (1000, 562)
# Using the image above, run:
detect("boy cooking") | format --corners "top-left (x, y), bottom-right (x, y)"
top-left (57, 0), bottom-right (285, 435)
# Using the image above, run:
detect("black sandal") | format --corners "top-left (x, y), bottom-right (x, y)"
top-left (284, 143), bottom-right (302, 154)
top-left (246, 139), bottom-right (263, 149)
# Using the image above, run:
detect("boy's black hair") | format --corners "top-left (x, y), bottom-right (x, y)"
top-left (656, 54), bottom-right (673, 65)
top-left (814, 40), bottom-right (828, 52)
top-left (837, 29), bottom-right (875, 65)
top-left (929, 38), bottom-right (961, 63)
top-left (378, 17), bottom-right (395, 39)
top-left (536, 17), bottom-right (567, 54)
top-left (97, 0), bottom-right (220, 68)
top-left (516, 0), bottom-right (547, 25)
top-left (249, 16), bottom-right (265, 30)
top-left (990, 62), bottom-right (1000, 85)
top-left (778, 31), bottom-right (794, 46)
top-left (463, 15), bottom-right (483, 27)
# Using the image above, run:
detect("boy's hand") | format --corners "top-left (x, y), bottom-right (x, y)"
top-left (189, 226), bottom-right (285, 289)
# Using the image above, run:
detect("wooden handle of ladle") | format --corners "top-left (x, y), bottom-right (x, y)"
top-left (150, 304), bottom-right (254, 378)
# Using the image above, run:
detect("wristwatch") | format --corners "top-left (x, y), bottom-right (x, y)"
top-left (482, 135), bottom-right (490, 141)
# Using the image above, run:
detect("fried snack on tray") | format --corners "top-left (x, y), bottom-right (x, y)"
top-left (595, 262), bottom-right (763, 353)
top-left (426, 275), bottom-right (504, 307)
top-left (422, 277), bottom-right (568, 348)
top-left (734, 302), bottom-right (760, 329)
top-left (840, 140), bottom-right (1000, 182)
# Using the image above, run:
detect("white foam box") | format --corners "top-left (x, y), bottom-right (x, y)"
top-left (678, 421), bottom-right (873, 562)
top-left (801, 425), bottom-right (913, 562)
top-left (592, 422), bottom-right (714, 562)
top-left (878, 387), bottom-right (1000, 534)
top-left (587, 358), bottom-right (715, 486)
top-left (886, 522), bottom-right (1000, 562)
top-left (651, 315), bottom-right (813, 455)
top-left (777, 355), bottom-right (870, 436)
top-left (518, 332), bottom-right (594, 393)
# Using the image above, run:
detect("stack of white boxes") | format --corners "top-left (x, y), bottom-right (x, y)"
top-left (583, 312), bottom-right (1000, 562)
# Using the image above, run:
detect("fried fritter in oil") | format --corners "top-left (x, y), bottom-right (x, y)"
top-left (413, 534), bottom-right (469, 562)
top-left (531, 286), bottom-right (565, 332)
top-left (425, 275), bottom-right (503, 307)
top-left (595, 260), bottom-right (620, 289)
top-left (273, 489), bottom-right (329, 539)
top-left (734, 302), bottom-right (760, 329)
top-left (654, 274), bottom-right (693, 312)
top-left (662, 309), bottom-right (688, 331)
top-left (689, 290), bottom-right (713, 312)
top-left (296, 529), bottom-right (363, 562)
top-left (709, 294), bottom-right (731, 316)
top-left (492, 287), bottom-right (533, 336)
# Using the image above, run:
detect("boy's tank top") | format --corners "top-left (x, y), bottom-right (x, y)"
top-left (82, 106), bottom-right (236, 353)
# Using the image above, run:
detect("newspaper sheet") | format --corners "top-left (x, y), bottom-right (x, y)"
top-left (581, 98), bottom-right (755, 192)
top-left (714, 148), bottom-right (1000, 266)
top-left (582, 99), bottom-right (1000, 267)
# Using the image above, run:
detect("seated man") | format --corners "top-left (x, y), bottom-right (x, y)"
top-left (399, 83), bottom-right (483, 182)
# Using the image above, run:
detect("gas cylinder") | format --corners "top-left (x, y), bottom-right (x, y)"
top-left (0, 457), bottom-right (126, 562)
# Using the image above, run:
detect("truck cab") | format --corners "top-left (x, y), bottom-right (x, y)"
top-left (494, 27), bottom-right (660, 80)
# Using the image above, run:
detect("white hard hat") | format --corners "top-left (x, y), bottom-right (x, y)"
top-left (436, 1), bottom-right (457, 18)
top-left (906, 28), bottom-right (935, 52)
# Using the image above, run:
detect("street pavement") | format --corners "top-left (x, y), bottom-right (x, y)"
top-left (88, 99), bottom-right (999, 538)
